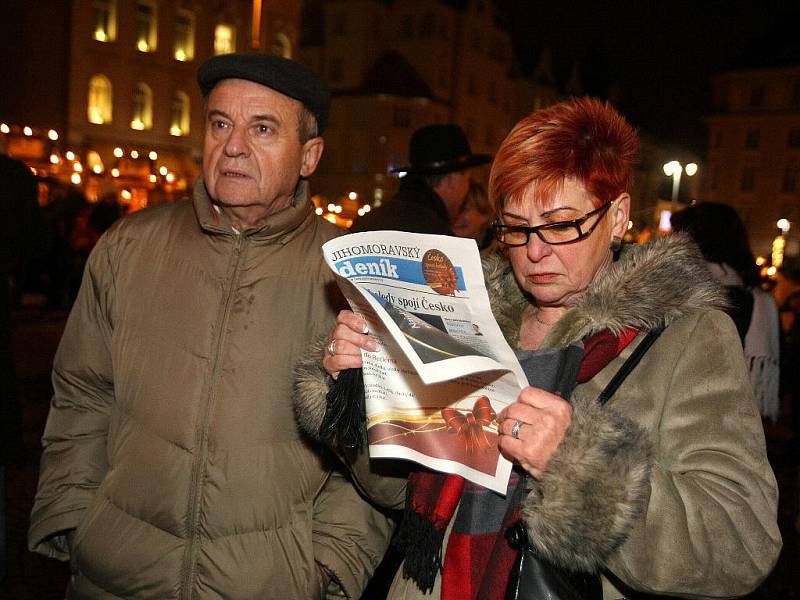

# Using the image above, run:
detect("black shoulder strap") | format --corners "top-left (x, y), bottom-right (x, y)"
top-left (596, 325), bottom-right (665, 406)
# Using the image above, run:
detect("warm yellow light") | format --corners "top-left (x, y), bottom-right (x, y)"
top-left (131, 119), bottom-right (145, 131)
top-left (48, 129), bottom-right (58, 141)
top-left (73, 163), bottom-right (83, 173)
top-left (166, 172), bottom-right (175, 183)
top-left (357, 208), bottom-right (365, 216)
top-left (685, 163), bottom-right (698, 176)
top-left (777, 218), bottom-right (791, 234)
top-left (315, 207), bottom-right (323, 215)
top-left (65, 151), bottom-right (75, 161)
top-left (130, 150), bottom-right (139, 159)
top-left (93, 164), bottom-right (103, 174)
top-left (772, 235), bottom-right (786, 269)
top-left (767, 266), bottom-right (778, 277)
top-left (627, 220), bottom-right (633, 230)
top-left (0, 123), bottom-right (9, 134)
top-left (111, 168), bottom-right (120, 177)
top-left (348, 191), bottom-right (358, 200)
top-left (88, 108), bottom-right (105, 125)
top-left (362, 204), bottom-right (371, 213)
top-left (159, 166), bottom-right (168, 176)
top-left (113, 147), bottom-right (124, 158)
top-left (149, 174), bottom-right (157, 183)
top-left (70, 173), bottom-right (82, 185)
top-left (175, 49), bottom-right (186, 62)
top-left (148, 151), bottom-right (157, 161)
top-left (755, 256), bottom-right (766, 266)
top-left (137, 40), bottom-right (150, 52)
top-left (327, 203), bottom-right (336, 211)
top-left (325, 214), bottom-right (337, 224)
top-left (170, 126), bottom-right (182, 137)
top-left (94, 29), bottom-right (107, 42)
top-left (23, 126), bottom-right (32, 136)
top-left (121, 189), bottom-right (132, 200)
top-left (663, 160), bottom-right (681, 176)
top-left (334, 205), bottom-right (343, 214)
top-left (49, 154), bottom-right (60, 165)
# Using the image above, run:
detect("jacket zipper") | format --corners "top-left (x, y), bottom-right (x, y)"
top-left (179, 233), bottom-right (245, 599)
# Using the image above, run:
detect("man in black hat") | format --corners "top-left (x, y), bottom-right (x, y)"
top-left (352, 124), bottom-right (491, 234)
top-left (29, 53), bottom-right (391, 599)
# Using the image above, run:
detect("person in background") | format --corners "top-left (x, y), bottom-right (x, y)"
top-left (352, 124), bottom-right (490, 235)
top-left (297, 97), bottom-right (781, 599)
top-left (29, 53), bottom-right (391, 599)
top-left (671, 202), bottom-right (781, 421)
top-left (452, 180), bottom-right (494, 251)
top-left (773, 255), bottom-right (800, 533)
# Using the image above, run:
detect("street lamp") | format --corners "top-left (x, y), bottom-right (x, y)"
top-left (663, 160), bottom-right (698, 205)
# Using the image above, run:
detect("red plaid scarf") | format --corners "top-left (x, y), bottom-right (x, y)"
top-left (394, 327), bottom-right (639, 599)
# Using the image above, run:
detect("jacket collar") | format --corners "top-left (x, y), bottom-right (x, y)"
top-left (483, 233), bottom-right (728, 349)
top-left (192, 178), bottom-right (315, 244)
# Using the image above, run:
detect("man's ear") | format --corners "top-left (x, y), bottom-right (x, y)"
top-left (610, 193), bottom-right (631, 238)
top-left (299, 137), bottom-right (324, 178)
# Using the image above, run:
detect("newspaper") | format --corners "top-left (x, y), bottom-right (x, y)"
top-left (323, 231), bottom-right (528, 494)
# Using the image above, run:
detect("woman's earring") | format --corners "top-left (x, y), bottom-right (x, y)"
top-left (610, 236), bottom-right (622, 252)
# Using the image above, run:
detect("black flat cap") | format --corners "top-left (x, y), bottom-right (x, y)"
top-left (198, 53), bottom-right (330, 134)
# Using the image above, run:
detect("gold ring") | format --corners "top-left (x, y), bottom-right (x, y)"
top-left (327, 340), bottom-right (336, 356)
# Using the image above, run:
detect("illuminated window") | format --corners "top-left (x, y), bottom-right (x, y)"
top-left (270, 32), bottom-right (292, 58)
top-left (135, 1), bottom-right (158, 52)
top-left (87, 75), bottom-right (113, 124)
top-left (214, 23), bottom-right (236, 55)
top-left (130, 83), bottom-right (153, 130)
top-left (93, 0), bottom-right (117, 42)
top-left (170, 92), bottom-right (190, 136)
top-left (174, 9), bottom-right (195, 61)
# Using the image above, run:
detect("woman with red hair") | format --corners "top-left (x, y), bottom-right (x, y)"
top-left (296, 98), bottom-right (781, 599)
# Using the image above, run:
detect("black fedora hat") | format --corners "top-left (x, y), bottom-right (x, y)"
top-left (392, 124), bottom-right (491, 175)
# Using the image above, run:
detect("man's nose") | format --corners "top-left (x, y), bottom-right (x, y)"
top-left (223, 126), bottom-right (249, 157)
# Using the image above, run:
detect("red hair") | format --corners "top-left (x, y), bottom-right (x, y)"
top-left (489, 97), bottom-right (639, 212)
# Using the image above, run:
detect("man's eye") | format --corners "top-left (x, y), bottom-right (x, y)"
top-left (212, 120), bottom-right (229, 129)
top-left (256, 124), bottom-right (272, 135)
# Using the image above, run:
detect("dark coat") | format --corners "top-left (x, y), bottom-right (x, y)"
top-left (351, 176), bottom-right (452, 234)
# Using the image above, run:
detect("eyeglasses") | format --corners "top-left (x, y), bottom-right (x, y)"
top-left (492, 202), bottom-right (613, 246)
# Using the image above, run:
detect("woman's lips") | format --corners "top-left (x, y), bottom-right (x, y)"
top-left (527, 272), bottom-right (559, 283)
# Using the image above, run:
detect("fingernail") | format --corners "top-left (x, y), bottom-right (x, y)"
top-left (366, 339), bottom-right (378, 351)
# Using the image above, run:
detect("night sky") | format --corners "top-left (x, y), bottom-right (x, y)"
top-left (494, 0), bottom-right (800, 155)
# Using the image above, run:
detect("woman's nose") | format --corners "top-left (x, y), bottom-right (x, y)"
top-left (525, 233), bottom-right (552, 261)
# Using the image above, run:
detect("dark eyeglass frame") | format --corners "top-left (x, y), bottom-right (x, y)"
top-left (492, 201), bottom-right (613, 247)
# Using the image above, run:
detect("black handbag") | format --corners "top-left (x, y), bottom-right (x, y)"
top-left (505, 326), bottom-right (665, 600)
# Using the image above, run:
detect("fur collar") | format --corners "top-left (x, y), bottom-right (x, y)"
top-left (483, 232), bottom-right (727, 349)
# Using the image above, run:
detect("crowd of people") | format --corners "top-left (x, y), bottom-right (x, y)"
top-left (0, 51), bottom-right (795, 598)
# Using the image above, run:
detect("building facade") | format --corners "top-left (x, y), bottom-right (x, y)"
top-left (299, 0), bottom-right (560, 224)
top-left (704, 66), bottom-right (800, 257)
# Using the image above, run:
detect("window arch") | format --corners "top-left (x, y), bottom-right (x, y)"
top-left (93, 0), bottom-right (117, 42)
top-left (130, 83), bottom-right (153, 130)
top-left (87, 75), bottom-right (113, 124)
top-left (270, 32), bottom-right (292, 58)
top-left (170, 91), bottom-right (190, 136)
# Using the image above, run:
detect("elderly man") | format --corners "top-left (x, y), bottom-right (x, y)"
top-left (29, 53), bottom-right (392, 599)
top-left (352, 124), bottom-right (490, 235)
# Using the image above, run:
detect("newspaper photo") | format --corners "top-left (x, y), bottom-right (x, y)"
top-left (323, 231), bottom-right (529, 493)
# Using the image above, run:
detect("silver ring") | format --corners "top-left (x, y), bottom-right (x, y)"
top-left (327, 340), bottom-right (336, 356)
top-left (511, 419), bottom-right (523, 440)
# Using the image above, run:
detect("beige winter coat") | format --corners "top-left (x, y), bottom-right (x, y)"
top-left (29, 180), bottom-right (393, 599)
top-left (295, 234), bottom-right (781, 599)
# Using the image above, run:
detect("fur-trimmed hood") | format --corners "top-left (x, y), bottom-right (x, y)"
top-left (483, 232), bottom-right (727, 350)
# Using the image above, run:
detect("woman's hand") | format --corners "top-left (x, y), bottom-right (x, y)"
top-left (497, 387), bottom-right (573, 479)
top-left (322, 310), bottom-right (378, 380)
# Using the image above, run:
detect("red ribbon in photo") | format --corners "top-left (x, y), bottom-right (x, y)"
top-left (441, 396), bottom-right (497, 453)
